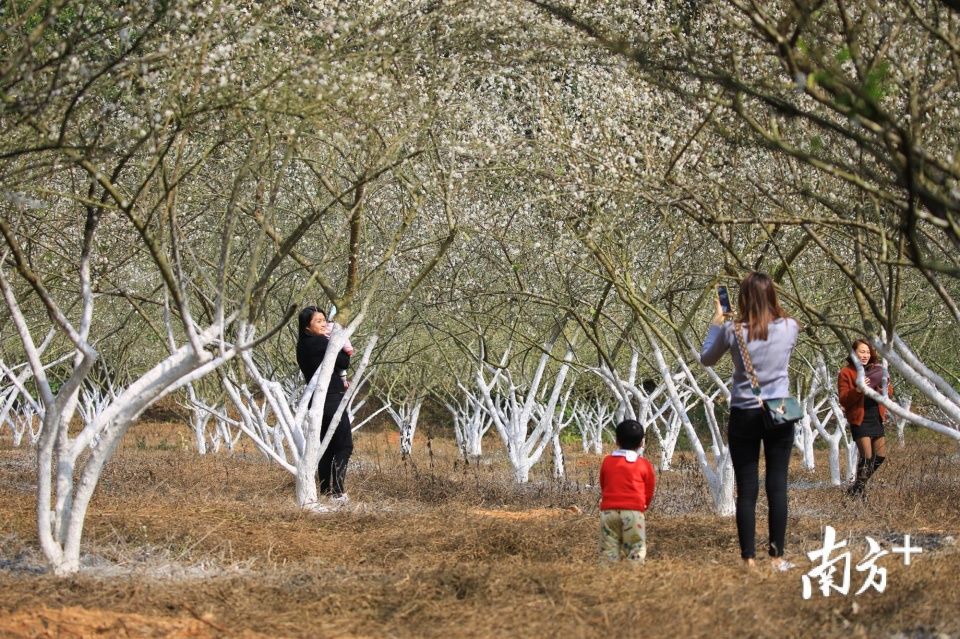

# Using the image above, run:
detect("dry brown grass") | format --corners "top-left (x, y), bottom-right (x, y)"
top-left (1, 423), bottom-right (958, 638)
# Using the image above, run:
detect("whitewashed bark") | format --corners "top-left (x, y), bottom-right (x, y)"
top-left (592, 350), bottom-right (642, 423)
top-left (385, 396), bottom-right (424, 458)
top-left (346, 368), bottom-right (388, 433)
top-left (7, 401), bottom-right (38, 447)
top-left (802, 356), bottom-right (848, 485)
top-left (78, 383), bottom-right (119, 451)
top-left (896, 396), bottom-right (913, 447)
top-left (671, 349), bottom-right (729, 468)
top-left (0, 348), bottom-right (64, 447)
top-left (0, 385), bottom-right (14, 444)
top-left (857, 335), bottom-right (960, 442)
top-left (573, 397), bottom-right (614, 455)
top-left (446, 385), bottom-right (492, 460)
top-left (216, 416), bottom-right (243, 452)
top-left (649, 332), bottom-right (734, 516)
top-left (551, 432), bottom-right (565, 479)
top-left (592, 358), bottom-right (677, 466)
top-left (0, 364), bottom-right (32, 445)
top-left (0, 379), bottom-right (37, 447)
top-left (223, 377), bottom-right (291, 466)
top-left (223, 319), bottom-right (377, 509)
top-left (794, 378), bottom-right (819, 472)
top-left (187, 395), bottom-right (242, 453)
top-left (2, 200), bottom-right (279, 575)
top-left (548, 385), bottom-right (576, 479)
top-left (653, 396), bottom-right (692, 471)
top-left (183, 384), bottom-right (214, 455)
top-left (34, 333), bottom-right (235, 574)
top-left (477, 342), bottom-right (574, 484)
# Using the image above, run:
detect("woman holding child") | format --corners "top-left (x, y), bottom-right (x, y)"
top-left (700, 272), bottom-right (799, 571)
top-left (297, 306), bottom-right (355, 506)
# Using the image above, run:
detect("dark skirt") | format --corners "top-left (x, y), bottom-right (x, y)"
top-left (850, 402), bottom-right (884, 439)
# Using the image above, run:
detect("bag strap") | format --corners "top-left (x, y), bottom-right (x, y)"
top-left (733, 322), bottom-right (764, 407)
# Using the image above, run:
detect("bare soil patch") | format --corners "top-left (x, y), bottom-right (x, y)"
top-left (1, 425), bottom-right (958, 638)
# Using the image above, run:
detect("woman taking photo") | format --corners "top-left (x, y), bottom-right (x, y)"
top-left (296, 306), bottom-right (355, 506)
top-left (838, 339), bottom-right (892, 497)
top-left (700, 272), bottom-right (799, 571)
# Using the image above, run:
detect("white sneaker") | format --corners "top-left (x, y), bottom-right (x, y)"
top-left (330, 494), bottom-right (351, 508)
top-left (305, 500), bottom-right (333, 514)
top-left (771, 559), bottom-right (795, 572)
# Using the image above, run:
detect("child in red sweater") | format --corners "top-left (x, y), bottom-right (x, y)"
top-left (599, 419), bottom-right (656, 563)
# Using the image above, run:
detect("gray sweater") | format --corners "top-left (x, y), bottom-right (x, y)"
top-left (700, 318), bottom-right (799, 409)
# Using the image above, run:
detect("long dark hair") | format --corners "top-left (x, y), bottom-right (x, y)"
top-left (297, 306), bottom-right (323, 338)
top-left (736, 272), bottom-right (789, 341)
top-left (846, 338), bottom-right (879, 367)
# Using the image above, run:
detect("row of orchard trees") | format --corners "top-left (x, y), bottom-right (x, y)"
top-left (0, 297), bottom-right (922, 488)
top-left (0, 0), bottom-right (471, 575)
top-left (2, 0), bottom-right (959, 576)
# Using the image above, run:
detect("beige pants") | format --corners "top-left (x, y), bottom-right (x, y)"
top-left (599, 509), bottom-right (647, 563)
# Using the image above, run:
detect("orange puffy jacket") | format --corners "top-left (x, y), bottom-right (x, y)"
top-left (837, 364), bottom-right (893, 426)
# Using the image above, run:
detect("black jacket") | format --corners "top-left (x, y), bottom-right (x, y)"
top-left (296, 333), bottom-right (351, 399)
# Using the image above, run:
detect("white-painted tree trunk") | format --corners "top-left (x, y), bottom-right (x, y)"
top-left (222, 377), bottom-right (290, 463)
top-left (1, 254), bottom-right (257, 576)
top-left (78, 383), bottom-right (119, 451)
top-left (820, 355), bottom-right (862, 482)
top-left (7, 403), bottom-right (37, 447)
top-left (895, 396), bottom-right (913, 447)
top-left (188, 398), bottom-right (241, 453)
top-left (0, 382), bottom-right (40, 448)
top-left (551, 432), bottom-right (565, 479)
top-left (794, 415), bottom-right (818, 472)
top-left (653, 398), bottom-right (690, 471)
top-left (793, 379), bottom-right (819, 472)
top-left (860, 335), bottom-right (960, 441)
top-left (548, 386), bottom-right (576, 480)
top-left (808, 356), bottom-right (852, 485)
top-left (0, 348), bottom-right (62, 447)
top-left (573, 397), bottom-right (614, 455)
top-left (649, 331), bottom-right (734, 516)
top-left (0, 387), bottom-right (13, 444)
top-left (447, 385), bottom-right (491, 460)
top-left (346, 368), bottom-right (389, 434)
top-left (222, 320), bottom-right (377, 509)
top-left (592, 357), bottom-right (676, 466)
top-left (843, 431), bottom-right (858, 481)
top-left (477, 341), bottom-right (574, 484)
top-left (803, 389), bottom-right (840, 484)
top-left (183, 384), bottom-right (215, 455)
top-left (0, 368), bottom-right (30, 446)
top-left (386, 396), bottom-right (424, 458)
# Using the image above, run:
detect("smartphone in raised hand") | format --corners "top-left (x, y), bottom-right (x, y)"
top-left (717, 285), bottom-right (732, 314)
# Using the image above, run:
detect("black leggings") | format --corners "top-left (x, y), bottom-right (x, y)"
top-left (728, 407), bottom-right (794, 559)
top-left (318, 398), bottom-right (353, 496)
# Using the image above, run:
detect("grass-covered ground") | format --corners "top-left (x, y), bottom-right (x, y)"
top-left (1, 421), bottom-right (958, 638)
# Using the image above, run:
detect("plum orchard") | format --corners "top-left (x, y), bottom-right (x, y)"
top-left (1, 0), bottom-right (958, 575)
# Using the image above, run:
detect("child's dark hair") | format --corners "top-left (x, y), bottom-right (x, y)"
top-left (615, 419), bottom-right (645, 450)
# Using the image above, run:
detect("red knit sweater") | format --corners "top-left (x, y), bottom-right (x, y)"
top-left (599, 453), bottom-right (656, 512)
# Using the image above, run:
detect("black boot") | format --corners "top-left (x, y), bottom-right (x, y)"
top-left (846, 479), bottom-right (866, 498)
top-left (871, 455), bottom-right (885, 475)
top-left (847, 458), bottom-right (871, 498)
